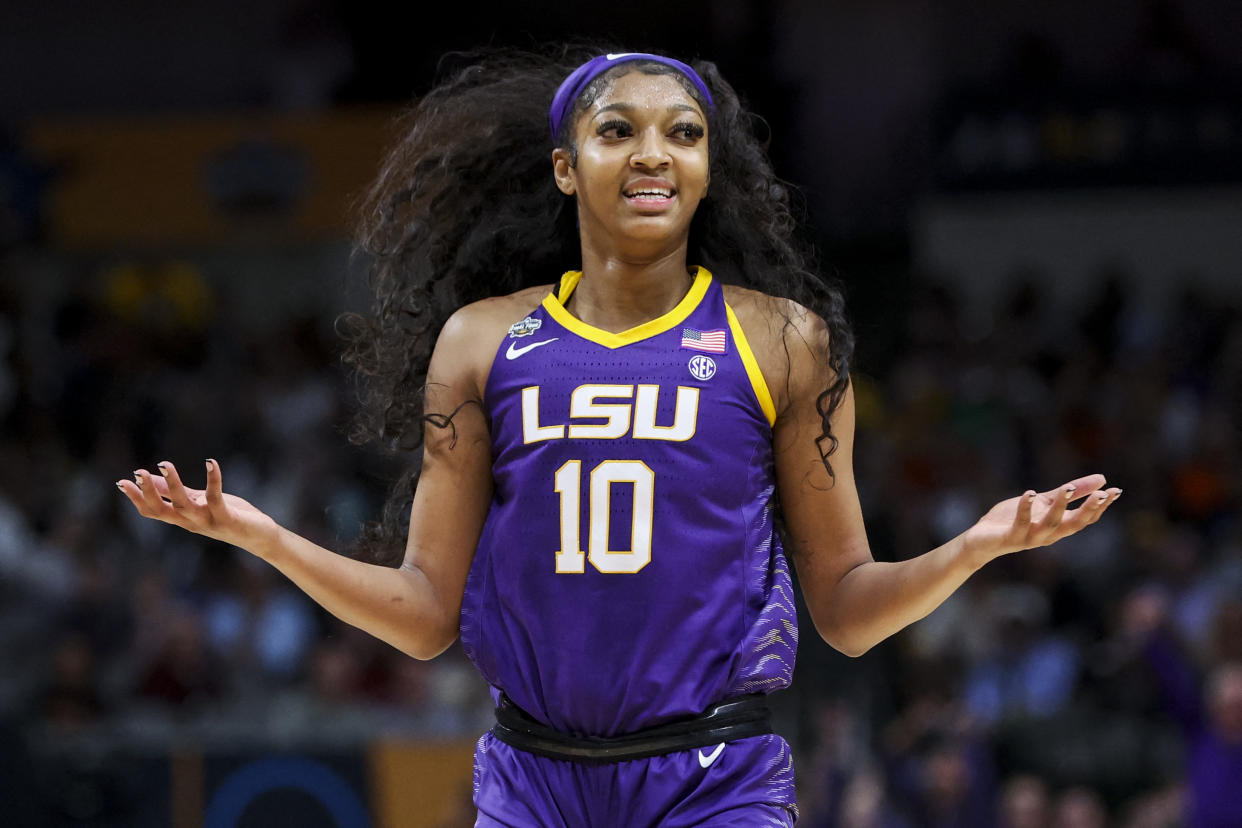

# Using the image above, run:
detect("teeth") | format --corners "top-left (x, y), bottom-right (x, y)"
top-left (625, 189), bottom-right (673, 198)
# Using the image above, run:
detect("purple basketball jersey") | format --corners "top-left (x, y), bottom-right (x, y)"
top-left (460, 267), bottom-right (797, 738)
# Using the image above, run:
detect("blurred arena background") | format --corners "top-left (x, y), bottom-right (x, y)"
top-left (2, 1), bottom-right (1241, 825)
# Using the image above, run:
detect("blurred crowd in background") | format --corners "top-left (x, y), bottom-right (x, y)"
top-left (2, 0), bottom-right (1241, 825)
top-left (0, 248), bottom-right (495, 741)
top-left (796, 270), bottom-right (1242, 827)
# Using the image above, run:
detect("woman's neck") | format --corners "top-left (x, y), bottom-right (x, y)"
top-left (568, 245), bottom-right (695, 333)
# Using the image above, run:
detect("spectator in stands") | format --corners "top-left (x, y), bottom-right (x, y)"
top-left (962, 584), bottom-right (1080, 725)
top-left (996, 774), bottom-right (1048, 828)
top-left (1125, 586), bottom-right (1242, 827)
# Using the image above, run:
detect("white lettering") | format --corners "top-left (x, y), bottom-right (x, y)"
top-left (521, 384), bottom-right (702, 442)
top-left (521, 387), bottom-right (565, 443)
top-left (632, 385), bottom-right (699, 441)
top-left (568, 384), bottom-right (633, 439)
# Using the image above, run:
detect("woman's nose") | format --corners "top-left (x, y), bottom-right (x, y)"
top-left (630, 128), bottom-right (670, 169)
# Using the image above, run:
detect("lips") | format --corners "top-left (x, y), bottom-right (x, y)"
top-left (624, 187), bottom-right (675, 199)
top-left (622, 178), bottom-right (677, 210)
top-left (623, 178), bottom-right (677, 200)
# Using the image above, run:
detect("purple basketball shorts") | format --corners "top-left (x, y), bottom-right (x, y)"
top-left (471, 731), bottom-right (797, 827)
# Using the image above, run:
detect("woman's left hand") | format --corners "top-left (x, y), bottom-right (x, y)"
top-left (961, 474), bottom-right (1122, 567)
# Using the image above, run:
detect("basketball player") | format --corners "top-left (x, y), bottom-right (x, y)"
top-left (117, 50), bottom-right (1122, 825)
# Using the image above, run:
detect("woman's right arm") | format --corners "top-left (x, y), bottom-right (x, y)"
top-left (117, 306), bottom-right (497, 661)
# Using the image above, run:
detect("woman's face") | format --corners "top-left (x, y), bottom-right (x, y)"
top-left (554, 70), bottom-right (710, 252)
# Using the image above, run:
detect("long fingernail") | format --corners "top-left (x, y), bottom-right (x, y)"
top-left (206, 459), bottom-right (216, 471)
top-left (133, 472), bottom-right (143, 487)
top-left (157, 462), bottom-right (169, 476)
top-left (1064, 486), bottom-right (1076, 496)
top-left (115, 481), bottom-right (126, 491)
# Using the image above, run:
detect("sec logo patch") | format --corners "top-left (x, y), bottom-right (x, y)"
top-left (688, 355), bottom-right (716, 381)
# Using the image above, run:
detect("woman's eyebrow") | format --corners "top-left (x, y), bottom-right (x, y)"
top-left (594, 102), bottom-right (701, 116)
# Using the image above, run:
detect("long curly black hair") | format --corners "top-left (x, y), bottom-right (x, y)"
top-left (341, 44), bottom-right (853, 566)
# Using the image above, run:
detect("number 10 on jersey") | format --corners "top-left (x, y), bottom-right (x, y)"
top-left (554, 459), bottom-right (654, 574)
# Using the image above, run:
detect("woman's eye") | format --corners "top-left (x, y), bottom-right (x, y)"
top-left (672, 123), bottom-right (705, 141)
top-left (597, 120), bottom-right (632, 138)
top-left (595, 120), bottom-right (703, 141)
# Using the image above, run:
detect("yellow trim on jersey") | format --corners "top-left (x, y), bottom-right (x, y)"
top-left (542, 267), bottom-right (713, 349)
top-left (725, 302), bottom-right (777, 427)
top-left (555, 270), bottom-right (583, 304)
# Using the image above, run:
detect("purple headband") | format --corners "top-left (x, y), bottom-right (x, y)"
top-left (548, 52), bottom-right (714, 141)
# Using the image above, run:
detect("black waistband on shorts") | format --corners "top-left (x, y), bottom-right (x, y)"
top-left (490, 693), bottom-right (773, 764)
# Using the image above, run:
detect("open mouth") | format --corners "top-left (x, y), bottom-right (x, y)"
top-left (623, 186), bottom-right (677, 207)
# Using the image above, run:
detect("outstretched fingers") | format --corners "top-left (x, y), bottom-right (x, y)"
top-left (1016, 490), bottom-right (1037, 531)
top-left (156, 461), bottom-right (196, 508)
top-left (1037, 483), bottom-right (1077, 533)
top-left (1038, 475), bottom-right (1122, 540)
top-left (1060, 473), bottom-right (1108, 498)
top-left (117, 460), bottom-right (224, 527)
top-left (118, 468), bottom-right (174, 521)
top-left (1070, 486), bottom-right (1123, 528)
top-left (975, 474), bottom-right (1124, 559)
top-left (204, 459), bottom-right (226, 518)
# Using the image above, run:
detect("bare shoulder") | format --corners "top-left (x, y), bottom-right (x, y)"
top-left (443, 283), bottom-right (550, 328)
top-left (432, 284), bottom-right (553, 399)
top-left (722, 284), bottom-right (826, 343)
top-left (722, 285), bottom-right (833, 416)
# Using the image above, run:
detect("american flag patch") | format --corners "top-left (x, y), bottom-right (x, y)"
top-left (680, 327), bottom-right (727, 353)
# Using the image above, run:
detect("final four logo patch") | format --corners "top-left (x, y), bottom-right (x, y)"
top-left (508, 316), bottom-right (543, 338)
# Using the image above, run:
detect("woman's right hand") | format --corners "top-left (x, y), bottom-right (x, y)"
top-left (116, 459), bottom-right (281, 557)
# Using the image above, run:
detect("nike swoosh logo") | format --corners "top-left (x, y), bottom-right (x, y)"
top-left (505, 338), bottom-right (558, 360)
top-left (698, 743), bottom-right (725, 768)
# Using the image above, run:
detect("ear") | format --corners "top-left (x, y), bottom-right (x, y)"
top-left (552, 148), bottom-right (576, 195)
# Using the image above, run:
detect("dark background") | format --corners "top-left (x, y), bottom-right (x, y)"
top-left (2, 1), bottom-right (1241, 825)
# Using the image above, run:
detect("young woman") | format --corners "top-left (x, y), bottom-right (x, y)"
top-left (117, 48), bottom-right (1122, 826)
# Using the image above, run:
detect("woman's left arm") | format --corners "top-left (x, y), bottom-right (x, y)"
top-left (767, 305), bottom-right (1121, 657)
